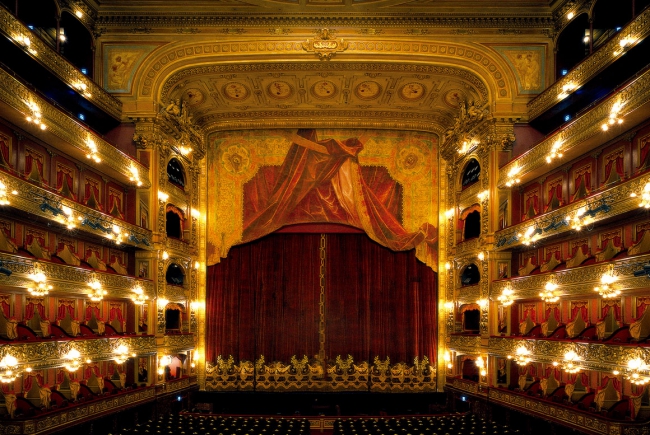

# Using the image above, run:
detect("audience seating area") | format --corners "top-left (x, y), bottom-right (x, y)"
top-left (333, 415), bottom-right (519, 435)
top-left (115, 414), bottom-right (310, 435)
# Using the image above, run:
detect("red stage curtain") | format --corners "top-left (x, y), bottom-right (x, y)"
top-left (206, 232), bottom-right (437, 365)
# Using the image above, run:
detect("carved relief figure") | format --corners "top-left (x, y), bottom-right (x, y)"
top-left (506, 50), bottom-right (542, 91)
top-left (108, 53), bottom-right (137, 90)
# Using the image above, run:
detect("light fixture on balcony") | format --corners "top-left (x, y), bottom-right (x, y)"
top-left (614, 352), bottom-right (649, 386)
top-left (59, 206), bottom-right (79, 230)
top-left (458, 137), bottom-right (478, 155)
top-left (128, 165), bottom-right (143, 187)
top-left (106, 224), bottom-right (126, 245)
top-left (477, 190), bottom-right (489, 202)
top-left (14, 33), bottom-right (37, 55)
top-left (85, 137), bottom-right (101, 163)
top-left (540, 276), bottom-right (560, 303)
top-left (27, 263), bottom-right (52, 296)
top-left (131, 282), bottom-right (147, 305)
top-left (158, 191), bottom-right (169, 202)
top-left (630, 181), bottom-right (650, 208)
top-left (557, 82), bottom-right (578, 100)
top-left (594, 264), bottom-right (620, 299)
top-left (545, 139), bottom-right (563, 163)
top-left (507, 344), bottom-right (532, 366)
top-left (497, 284), bottom-right (515, 306)
top-left (552, 350), bottom-right (582, 374)
top-left (518, 225), bottom-right (542, 246)
top-left (443, 351), bottom-right (453, 370)
top-left (505, 165), bottom-right (522, 187)
top-left (602, 101), bottom-right (624, 131)
top-left (0, 180), bottom-right (18, 205)
top-left (63, 348), bottom-right (82, 372)
top-left (87, 273), bottom-right (107, 301)
top-left (26, 101), bottom-right (46, 130)
top-left (0, 354), bottom-right (20, 384)
top-left (114, 345), bottom-right (131, 365)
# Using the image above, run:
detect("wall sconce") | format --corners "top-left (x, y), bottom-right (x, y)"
top-left (443, 301), bottom-right (454, 311)
top-left (0, 353), bottom-right (20, 384)
top-left (507, 344), bottom-right (532, 366)
top-left (191, 208), bottom-right (201, 219)
top-left (0, 180), bottom-right (18, 205)
top-left (443, 351), bottom-right (453, 370)
top-left (540, 276), bottom-right (560, 303)
top-left (28, 263), bottom-right (52, 296)
top-left (552, 350), bottom-right (582, 374)
top-left (458, 138), bottom-right (478, 155)
top-left (477, 299), bottom-right (488, 309)
top-left (477, 252), bottom-right (485, 261)
top-left (63, 349), bottom-right (82, 372)
top-left (497, 284), bottom-right (515, 306)
top-left (87, 273), bottom-right (107, 301)
top-left (595, 264), bottom-right (620, 299)
top-left (477, 190), bottom-right (489, 201)
top-left (128, 165), bottom-right (143, 187)
top-left (162, 251), bottom-right (169, 260)
top-left (106, 224), bottom-right (126, 245)
top-left (157, 298), bottom-right (169, 309)
top-left (158, 191), bottom-right (169, 202)
top-left (475, 356), bottom-right (487, 377)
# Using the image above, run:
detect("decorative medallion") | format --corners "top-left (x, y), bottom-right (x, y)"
top-left (184, 88), bottom-right (205, 106)
top-left (354, 81), bottom-right (382, 100)
top-left (221, 145), bottom-right (251, 175)
top-left (399, 83), bottom-right (426, 102)
top-left (310, 80), bottom-right (338, 99)
top-left (396, 146), bottom-right (427, 176)
top-left (267, 81), bottom-right (294, 99)
top-left (222, 82), bottom-right (250, 101)
top-left (301, 28), bottom-right (349, 61)
top-left (443, 89), bottom-right (466, 108)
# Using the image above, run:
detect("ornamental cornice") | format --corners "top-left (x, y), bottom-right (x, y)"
top-left (95, 15), bottom-right (554, 29)
top-left (0, 336), bottom-right (157, 370)
top-left (488, 337), bottom-right (650, 374)
top-left (490, 252), bottom-right (650, 300)
top-left (0, 8), bottom-right (121, 120)
top-left (0, 68), bottom-right (150, 189)
top-left (0, 173), bottom-right (153, 249)
top-left (529, 7), bottom-right (650, 120)
top-left (448, 335), bottom-right (482, 354)
top-left (495, 172), bottom-right (648, 251)
top-left (0, 252), bottom-right (155, 298)
top-left (500, 66), bottom-right (650, 188)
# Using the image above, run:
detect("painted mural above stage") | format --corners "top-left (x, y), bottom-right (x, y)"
top-left (102, 44), bottom-right (158, 93)
top-left (207, 129), bottom-right (438, 270)
top-left (490, 45), bottom-right (546, 94)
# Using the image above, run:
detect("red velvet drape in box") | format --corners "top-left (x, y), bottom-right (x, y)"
top-left (206, 232), bottom-right (437, 365)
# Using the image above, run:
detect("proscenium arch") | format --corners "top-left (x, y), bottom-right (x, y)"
top-left (128, 38), bottom-right (520, 125)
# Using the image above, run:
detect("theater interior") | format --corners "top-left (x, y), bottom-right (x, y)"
top-left (0, 0), bottom-right (649, 434)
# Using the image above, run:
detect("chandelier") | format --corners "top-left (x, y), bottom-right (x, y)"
top-left (552, 350), bottom-right (582, 374)
top-left (28, 263), bottom-right (52, 296)
top-left (0, 180), bottom-right (17, 205)
top-left (114, 345), bottom-right (134, 365)
top-left (507, 345), bottom-right (532, 366)
top-left (594, 264), bottom-right (620, 299)
top-left (131, 282), bottom-right (147, 305)
top-left (540, 277), bottom-right (560, 303)
top-left (88, 273), bottom-right (107, 301)
top-left (63, 349), bottom-right (82, 372)
top-left (497, 284), bottom-right (515, 306)
top-left (614, 356), bottom-right (650, 386)
top-left (0, 354), bottom-right (20, 384)
top-left (630, 181), bottom-right (650, 209)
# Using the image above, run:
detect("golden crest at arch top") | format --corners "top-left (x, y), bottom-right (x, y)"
top-left (302, 28), bottom-right (349, 61)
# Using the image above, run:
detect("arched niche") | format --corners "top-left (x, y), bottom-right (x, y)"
top-left (460, 263), bottom-right (480, 286)
top-left (167, 158), bottom-right (185, 189)
top-left (460, 204), bottom-right (481, 241)
top-left (555, 13), bottom-right (590, 79)
top-left (165, 204), bottom-right (184, 239)
top-left (460, 303), bottom-right (480, 332)
top-left (461, 158), bottom-right (480, 188)
top-left (165, 263), bottom-right (185, 286)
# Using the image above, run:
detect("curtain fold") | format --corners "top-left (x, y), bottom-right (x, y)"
top-left (206, 232), bottom-right (437, 366)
